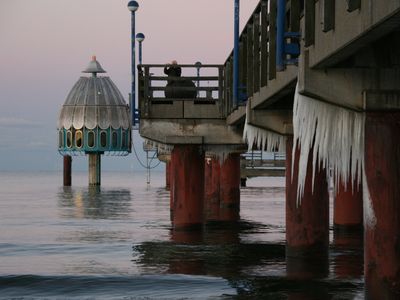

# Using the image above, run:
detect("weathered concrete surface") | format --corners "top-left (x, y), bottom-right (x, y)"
top-left (308, 0), bottom-right (400, 68)
top-left (140, 119), bottom-right (244, 145)
top-left (246, 105), bottom-right (293, 135)
top-left (299, 51), bottom-right (400, 111)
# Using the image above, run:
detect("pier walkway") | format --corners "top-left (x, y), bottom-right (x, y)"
top-left (137, 1), bottom-right (400, 297)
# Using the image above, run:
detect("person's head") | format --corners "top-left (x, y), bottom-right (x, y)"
top-left (171, 60), bottom-right (178, 65)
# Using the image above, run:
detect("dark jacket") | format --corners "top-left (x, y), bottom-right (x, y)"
top-left (164, 65), bottom-right (182, 77)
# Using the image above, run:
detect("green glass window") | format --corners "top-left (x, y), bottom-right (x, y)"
top-left (88, 131), bottom-right (95, 148)
top-left (100, 131), bottom-right (107, 148)
top-left (75, 130), bottom-right (83, 148)
top-left (66, 130), bottom-right (72, 148)
top-left (59, 130), bottom-right (64, 148)
top-left (112, 131), bottom-right (118, 148)
top-left (121, 131), bottom-right (126, 148)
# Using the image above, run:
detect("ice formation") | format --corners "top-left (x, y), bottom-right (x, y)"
top-left (362, 167), bottom-right (376, 228)
top-left (144, 139), bottom-right (174, 153)
top-left (204, 144), bottom-right (244, 163)
top-left (292, 83), bottom-right (365, 203)
top-left (243, 116), bottom-right (286, 153)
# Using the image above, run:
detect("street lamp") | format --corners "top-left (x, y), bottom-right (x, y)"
top-left (233, 0), bottom-right (240, 107)
top-left (128, 1), bottom-right (139, 126)
top-left (136, 33), bottom-right (145, 65)
top-left (195, 61), bottom-right (202, 97)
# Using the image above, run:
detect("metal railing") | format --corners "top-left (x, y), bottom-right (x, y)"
top-left (138, 64), bottom-right (225, 119)
top-left (224, 0), bottom-right (301, 114)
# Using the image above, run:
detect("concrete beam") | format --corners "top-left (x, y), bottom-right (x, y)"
top-left (299, 51), bottom-right (400, 111)
top-left (307, 0), bottom-right (400, 68)
top-left (251, 65), bottom-right (297, 109)
top-left (363, 90), bottom-right (400, 111)
top-left (226, 66), bottom-right (297, 126)
top-left (226, 105), bottom-right (246, 125)
top-left (246, 104), bottom-right (293, 135)
top-left (140, 119), bottom-right (244, 146)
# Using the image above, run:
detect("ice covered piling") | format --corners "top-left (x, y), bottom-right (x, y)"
top-left (292, 83), bottom-right (364, 203)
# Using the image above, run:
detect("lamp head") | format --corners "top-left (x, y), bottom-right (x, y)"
top-left (136, 33), bottom-right (145, 42)
top-left (127, 1), bottom-right (139, 12)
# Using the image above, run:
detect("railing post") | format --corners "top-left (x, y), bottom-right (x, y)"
top-left (218, 66), bottom-right (225, 117)
top-left (347, 0), bottom-right (361, 12)
top-left (143, 66), bottom-right (150, 118)
top-left (261, 0), bottom-right (268, 87)
top-left (269, 0), bottom-right (277, 80)
top-left (253, 12), bottom-right (260, 93)
top-left (304, 0), bottom-right (316, 47)
top-left (276, 0), bottom-right (286, 71)
top-left (246, 22), bottom-right (254, 97)
top-left (323, 0), bottom-right (335, 32)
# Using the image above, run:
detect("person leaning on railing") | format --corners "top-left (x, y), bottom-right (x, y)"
top-left (164, 60), bottom-right (196, 99)
top-left (164, 60), bottom-right (181, 84)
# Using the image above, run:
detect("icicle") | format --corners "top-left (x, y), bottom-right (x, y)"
top-left (362, 166), bottom-right (376, 228)
top-left (243, 115), bottom-right (286, 153)
top-left (292, 83), bottom-right (365, 204)
top-left (204, 144), bottom-right (244, 163)
top-left (144, 139), bottom-right (174, 153)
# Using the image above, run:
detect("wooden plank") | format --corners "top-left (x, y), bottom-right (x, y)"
top-left (268, 0), bottom-right (277, 80)
top-left (253, 13), bottom-right (261, 94)
top-left (247, 22), bottom-right (254, 96)
top-left (323, 0), bottom-right (335, 32)
top-left (304, 0), bottom-right (315, 47)
top-left (347, 0), bottom-right (361, 12)
top-left (261, 0), bottom-right (268, 87)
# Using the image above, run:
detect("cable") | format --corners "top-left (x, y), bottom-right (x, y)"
top-left (132, 142), bottom-right (162, 169)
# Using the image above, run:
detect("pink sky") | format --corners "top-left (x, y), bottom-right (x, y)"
top-left (0, 0), bottom-right (259, 170)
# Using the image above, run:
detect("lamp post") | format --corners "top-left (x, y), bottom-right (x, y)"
top-left (128, 1), bottom-right (139, 126)
top-left (233, 0), bottom-right (240, 107)
top-left (195, 61), bottom-right (202, 97)
top-left (136, 33), bottom-right (145, 65)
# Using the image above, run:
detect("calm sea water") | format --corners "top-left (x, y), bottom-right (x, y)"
top-left (0, 171), bottom-right (364, 299)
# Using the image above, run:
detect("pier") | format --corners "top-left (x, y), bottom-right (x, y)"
top-left (136, 0), bottom-right (400, 297)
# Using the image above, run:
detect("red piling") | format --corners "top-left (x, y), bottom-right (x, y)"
top-left (365, 112), bottom-right (400, 297)
top-left (204, 157), bottom-right (221, 221)
top-left (219, 153), bottom-right (241, 222)
top-left (285, 137), bottom-right (329, 258)
top-left (63, 155), bottom-right (72, 186)
top-left (166, 161), bottom-right (171, 190)
top-left (170, 145), bottom-right (204, 229)
top-left (334, 179), bottom-right (363, 231)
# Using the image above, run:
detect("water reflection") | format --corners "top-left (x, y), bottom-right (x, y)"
top-left (57, 187), bottom-right (132, 219)
top-left (332, 229), bottom-right (363, 279)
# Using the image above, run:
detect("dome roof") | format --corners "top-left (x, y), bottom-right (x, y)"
top-left (58, 58), bottom-right (131, 130)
